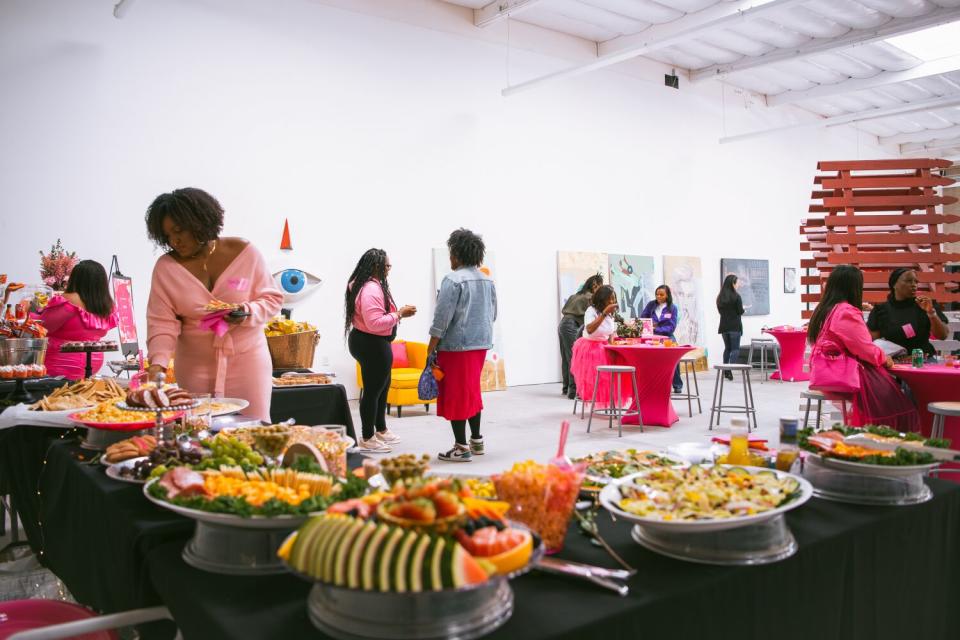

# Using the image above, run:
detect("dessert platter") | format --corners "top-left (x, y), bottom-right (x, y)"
top-left (600, 464), bottom-right (812, 565)
top-left (799, 426), bottom-right (948, 505)
top-left (59, 340), bottom-right (119, 379)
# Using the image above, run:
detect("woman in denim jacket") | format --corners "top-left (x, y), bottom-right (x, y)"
top-left (427, 229), bottom-right (497, 462)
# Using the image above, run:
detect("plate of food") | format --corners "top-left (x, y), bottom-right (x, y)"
top-left (574, 449), bottom-right (687, 492)
top-left (29, 378), bottom-right (126, 413)
top-left (69, 402), bottom-right (183, 430)
top-left (272, 373), bottom-right (333, 387)
top-left (144, 465), bottom-right (366, 529)
top-left (102, 435), bottom-right (158, 465)
top-left (800, 427), bottom-right (943, 478)
top-left (197, 398), bottom-right (249, 417)
top-left (600, 465), bottom-right (812, 533)
top-left (203, 299), bottom-right (241, 313)
top-left (105, 457), bottom-right (151, 484)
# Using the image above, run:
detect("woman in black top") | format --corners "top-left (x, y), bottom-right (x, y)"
top-left (558, 275), bottom-right (602, 399)
top-left (716, 274), bottom-right (745, 380)
top-left (867, 268), bottom-right (949, 357)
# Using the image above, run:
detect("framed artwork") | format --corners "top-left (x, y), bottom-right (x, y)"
top-left (721, 258), bottom-right (770, 316)
top-left (607, 254), bottom-right (655, 320)
top-left (433, 248), bottom-right (506, 391)
top-left (663, 256), bottom-right (705, 359)
top-left (784, 267), bottom-right (797, 294)
top-left (557, 251), bottom-right (607, 312)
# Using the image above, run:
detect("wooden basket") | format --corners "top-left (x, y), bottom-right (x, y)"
top-left (266, 330), bottom-right (319, 369)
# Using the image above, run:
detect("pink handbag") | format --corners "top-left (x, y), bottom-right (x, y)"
top-left (809, 307), bottom-right (861, 394)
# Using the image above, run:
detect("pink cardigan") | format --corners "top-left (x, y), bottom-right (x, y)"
top-left (814, 302), bottom-right (885, 367)
top-left (351, 280), bottom-right (398, 336)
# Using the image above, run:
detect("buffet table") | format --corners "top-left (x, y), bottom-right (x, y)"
top-left (144, 479), bottom-right (960, 640)
top-left (603, 344), bottom-right (694, 427)
top-left (270, 383), bottom-right (356, 441)
top-left (892, 364), bottom-right (960, 439)
top-left (763, 327), bottom-right (809, 382)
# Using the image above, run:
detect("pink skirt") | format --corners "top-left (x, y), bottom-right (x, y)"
top-left (570, 338), bottom-right (621, 409)
top-left (436, 350), bottom-right (486, 421)
top-left (849, 363), bottom-right (920, 432)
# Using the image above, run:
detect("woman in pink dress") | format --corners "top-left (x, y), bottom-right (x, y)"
top-left (808, 265), bottom-right (919, 431)
top-left (570, 285), bottom-right (621, 408)
top-left (145, 188), bottom-right (283, 422)
top-left (38, 260), bottom-right (119, 380)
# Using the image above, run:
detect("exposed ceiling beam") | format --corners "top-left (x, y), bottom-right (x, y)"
top-left (901, 136), bottom-right (960, 154)
top-left (475, 0), bottom-right (548, 28)
top-left (882, 124), bottom-right (960, 146)
top-left (500, 0), bottom-right (807, 97)
top-left (767, 54), bottom-right (960, 107)
top-left (691, 6), bottom-right (960, 83)
top-left (720, 94), bottom-right (960, 144)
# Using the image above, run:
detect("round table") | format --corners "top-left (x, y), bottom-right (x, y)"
top-left (603, 344), bottom-right (694, 427)
top-left (891, 363), bottom-right (960, 439)
top-left (763, 328), bottom-right (809, 382)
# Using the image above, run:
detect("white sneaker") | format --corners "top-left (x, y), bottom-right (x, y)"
top-left (438, 444), bottom-right (472, 462)
top-left (359, 437), bottom-right (392, 453)
top-left (375, 428), bottom-right (401, 444)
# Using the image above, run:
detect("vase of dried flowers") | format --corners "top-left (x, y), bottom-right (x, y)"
top-left (39, 239), bottom-right (78, 293)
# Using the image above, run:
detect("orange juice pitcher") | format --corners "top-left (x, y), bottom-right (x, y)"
top-left (726, 418), bottom-right (752, 465)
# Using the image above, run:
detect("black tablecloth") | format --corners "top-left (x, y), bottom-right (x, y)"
top-left (145, 481), bottom-right (960, 640)
top-left (270, 384), bottom-right (355, 441)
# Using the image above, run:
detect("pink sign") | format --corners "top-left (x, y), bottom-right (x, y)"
top-left (111, 276), bottom-right (138, 345)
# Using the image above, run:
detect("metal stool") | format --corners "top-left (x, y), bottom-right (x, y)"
top-left (929, 401), bottom-right (960, 439)
top-left (587, 365), bottom-right (642, 436)
top-left (571, 388), bottom-right (586, 420)
top-left (747, 337), bottom-right (780, 383)
top-left (709, 364), bottom-right (757, 431)
top-left (672, 356), bottom-right (702, 418)
top-left (800, 389), bottom-right (849, 430)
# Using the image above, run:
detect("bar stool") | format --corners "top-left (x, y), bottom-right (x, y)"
top-left (800, 389), bottom-right (849, 430)
top-left (587, 365), bottom-right (642, 437)
top-left (709, 364), bottom-right (757, 431)
top-left (747, 337), bottom-right (780, 383)
top-left (571, 388), bottom-right (586, 420)
top-left (672, 355), bottom-right (702, 418)
top-left (929, 402), bottom-right (960, 439)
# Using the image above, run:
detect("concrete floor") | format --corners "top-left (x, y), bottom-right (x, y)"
top-left (353, 370), bottom-right (826, 475)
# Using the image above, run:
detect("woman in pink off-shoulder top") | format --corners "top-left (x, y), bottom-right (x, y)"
top-left (38, 260), bottom-right (119, 380)
top-left (808, 265), bottom-right (919, 432)
top-left (144, 188), bottom-right (282, 422)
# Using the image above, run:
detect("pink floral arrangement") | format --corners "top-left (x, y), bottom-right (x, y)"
top-left (39, 239), bottom-right (78, 291)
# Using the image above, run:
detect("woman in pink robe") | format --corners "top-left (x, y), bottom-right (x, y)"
top-left (145, 188), bottom-right (282, 422)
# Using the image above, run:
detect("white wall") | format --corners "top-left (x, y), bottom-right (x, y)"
top-left (0, 0), bottom-right (892, 395)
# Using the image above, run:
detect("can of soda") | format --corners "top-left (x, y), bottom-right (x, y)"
top-left (911, 348), bottom-right (924, 368)
top-left (779, 417), bottom-right (799, 445)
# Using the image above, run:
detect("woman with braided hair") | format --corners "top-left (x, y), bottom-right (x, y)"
top-left (345, 249), bottom-right (417, 452)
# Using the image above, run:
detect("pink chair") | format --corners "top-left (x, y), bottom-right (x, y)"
top-left (0, 601), bottom-right (174, 640)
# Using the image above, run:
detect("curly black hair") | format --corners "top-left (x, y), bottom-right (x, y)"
top-left (145, 188), bottom-right (225, 250)
top-left (344, 249), bottom-right (394, 336)
top-left (447, 228), bottom-right (485, 267)
top-left (591, 285), bottom-right (616, 314)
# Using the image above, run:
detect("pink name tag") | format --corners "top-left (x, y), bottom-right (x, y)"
top-left (663, 313), bottom-right (672, 319)
top-left (227, 277), bottom-right (250, 292)
top-left (902, 323), bottom-right (916, 339)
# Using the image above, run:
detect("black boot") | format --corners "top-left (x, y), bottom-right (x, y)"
top-left (723, 370), bottom-right (734, 381)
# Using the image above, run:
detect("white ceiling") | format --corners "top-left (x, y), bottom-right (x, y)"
top-left (442, 0), bottom-right (960, 157)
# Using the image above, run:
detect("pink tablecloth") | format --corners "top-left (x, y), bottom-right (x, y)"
top-left (891, 364), bottom-right (960, 440)
top-left (764, 328), bottom-right (809, 382)
top-left (604, 344), bottom-right (694, 427)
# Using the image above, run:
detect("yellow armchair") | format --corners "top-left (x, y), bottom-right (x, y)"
top-left (356, 340), bottom-right (437, 417)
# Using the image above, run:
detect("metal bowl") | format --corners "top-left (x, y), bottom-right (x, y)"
top-left (0, 338), bottom-right (48, 366)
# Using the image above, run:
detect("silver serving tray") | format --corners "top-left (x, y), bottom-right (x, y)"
top-left (599, 465), bottom-right (813, 534)
top-left (801, 455), bottom-right (933, 506)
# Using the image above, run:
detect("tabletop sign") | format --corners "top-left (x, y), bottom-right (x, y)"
top-left (111, 272), bottom-right (139, 356)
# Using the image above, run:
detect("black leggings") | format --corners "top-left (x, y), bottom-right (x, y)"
top-left (348, 329), bottom-right (393, 439)
top-left (451, 412), bottom-right (482, 446)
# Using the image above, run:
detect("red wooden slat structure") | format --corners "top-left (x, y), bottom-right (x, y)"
top-left (800, 159), bottom-right (960, 319)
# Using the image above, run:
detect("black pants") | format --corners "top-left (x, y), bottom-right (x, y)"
top-left (348, 328), bottom-right (392, 440)
top-left (722, 331), bottom-right (742, 365)
top-left (558, 316), bottom-right (582, 396)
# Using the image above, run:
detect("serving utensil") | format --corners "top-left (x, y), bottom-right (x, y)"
top-left (534, 557), bottom-right (630, 596)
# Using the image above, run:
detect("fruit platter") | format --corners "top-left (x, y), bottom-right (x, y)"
top-left (600, 465), bottom-right (812, 565)
top-left (278, 475), bottom-right (543, 640)
top-left (574, 449), bottom-right (687, 493)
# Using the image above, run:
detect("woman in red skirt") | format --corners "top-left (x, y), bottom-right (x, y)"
top-left (427, 229), bottom-right (498, 462)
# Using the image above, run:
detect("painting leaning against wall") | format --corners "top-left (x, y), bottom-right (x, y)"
top-left (432, 248), bottom-right (506, 392)
top-left (557, 251), bottom-right (608, 313)
top-left (663, 255), bottom-right (706, 363)
top-left (721, 258), bottom-right (770, 316)
top-left (607, 254), bottom-right (655, 320)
